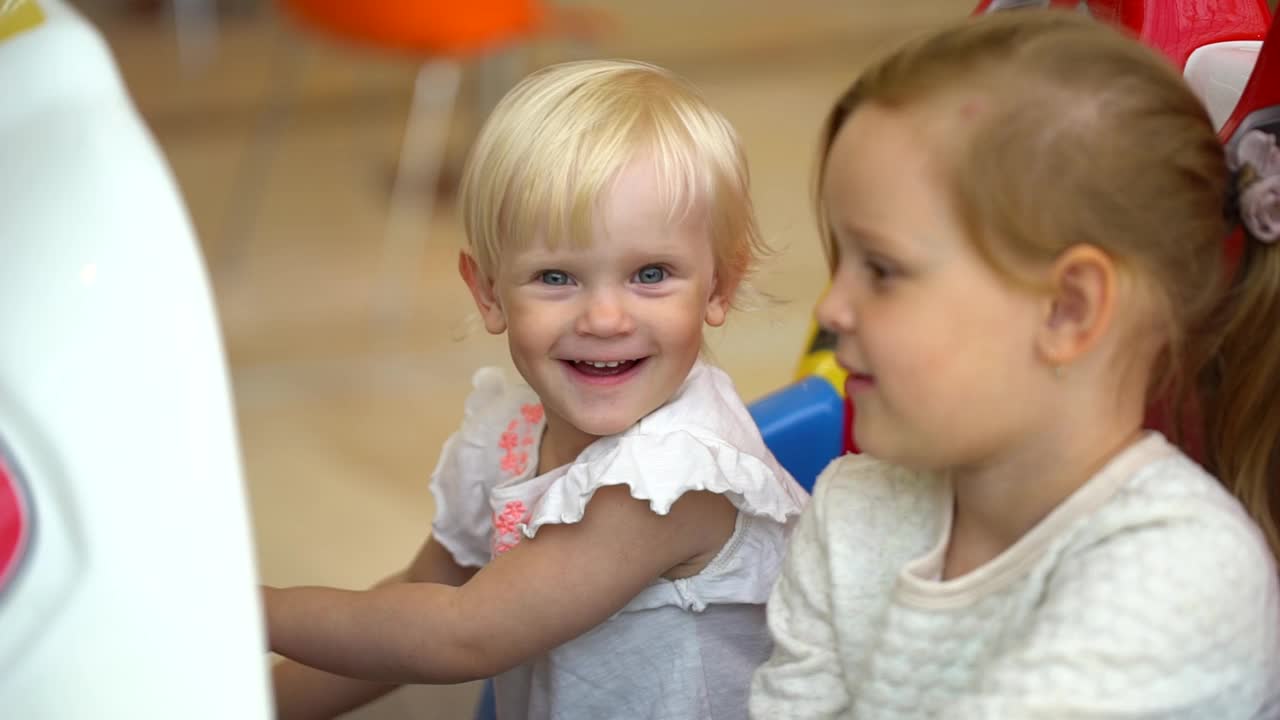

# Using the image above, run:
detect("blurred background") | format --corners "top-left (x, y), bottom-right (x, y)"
top-left (78, 0), bottom-right (972, 716)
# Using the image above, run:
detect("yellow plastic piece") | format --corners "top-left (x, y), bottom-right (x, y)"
top-left (0, 1), bottom-right (45, 42)
top-left (793, 320), bottom-right (849, 396)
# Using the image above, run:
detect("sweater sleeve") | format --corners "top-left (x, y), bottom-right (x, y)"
top-left (952, 511), bottom-right (1280, 719)
top-left (749, 470), bottom-right (851, 719)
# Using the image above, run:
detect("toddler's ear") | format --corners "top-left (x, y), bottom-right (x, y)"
top-left (459, 251), bottom-right (507, 334)
top-left (1036, 244), bottom-right (1115, 368)
top-left (704, 272), bottom-right (739, 327)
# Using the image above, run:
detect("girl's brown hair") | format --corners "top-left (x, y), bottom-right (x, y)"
top-left (817, 9), bottom-right (1279, 559)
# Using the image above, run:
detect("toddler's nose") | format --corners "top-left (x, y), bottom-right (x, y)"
top-left (576, 289), bottom-right (636, 337)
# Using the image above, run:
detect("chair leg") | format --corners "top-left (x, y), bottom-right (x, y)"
top-left (474, 46), bottom-right (525, 125)
top-left (375, 58), bottom-right (461, 328)
top-left (171, 0), bottom-right (219, 73)
top-left (216, 30), bottom-right (306, 279)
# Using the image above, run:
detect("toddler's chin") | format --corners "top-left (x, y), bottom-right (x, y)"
top-left (576, 415), bottom-right (640, 438)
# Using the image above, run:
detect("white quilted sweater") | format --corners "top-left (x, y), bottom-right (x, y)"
top-left (750, 433), bottom-right (1280, 719)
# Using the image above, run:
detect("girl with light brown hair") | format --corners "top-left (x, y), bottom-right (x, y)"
top-left (752, 9), bottom-right (1280, 717)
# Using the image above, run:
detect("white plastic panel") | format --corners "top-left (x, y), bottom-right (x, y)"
top-left (0, 1), bottom-right (271, 717)
top-left (1184, 40), bottom-right (1263, 131)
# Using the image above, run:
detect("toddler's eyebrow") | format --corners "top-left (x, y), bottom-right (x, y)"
top-left (509, 246), bottom-right (578, 265)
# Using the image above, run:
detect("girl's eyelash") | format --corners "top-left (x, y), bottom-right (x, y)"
top-left (634, 264), bottom-right (670, 283)
top-left (862, 254), bottom-right (900, 284)
top-left (538, 269), bottom-right (574, 285)
top-left (530, 264), bottom-right (676, 285)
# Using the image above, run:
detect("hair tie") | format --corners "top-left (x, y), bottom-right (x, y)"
top-left (1227, 129), bottom-right (1280, 244)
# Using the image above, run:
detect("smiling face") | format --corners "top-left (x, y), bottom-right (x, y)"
top-left (463, 155), bottom-right (731, 454)
top-left (815, 102), bottom-right (1049, 470)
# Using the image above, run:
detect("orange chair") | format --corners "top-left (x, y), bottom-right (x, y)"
top-left (278, 1), bottom-right (543, 57)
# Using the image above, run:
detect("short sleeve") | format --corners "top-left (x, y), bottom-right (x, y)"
top-left (429, 367), bottom-right (537, 567)
top-left (518, 430), bottom-right (807, 540)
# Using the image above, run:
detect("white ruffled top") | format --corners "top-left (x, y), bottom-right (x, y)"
top-left (431, 360), bottom-right (807, 607)
top-left (429, 361), bottom-right (808, 719)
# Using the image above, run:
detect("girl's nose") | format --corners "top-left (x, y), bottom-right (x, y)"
top-left (814, 272), bottom-right (857, 335)
top-left (576, 289), bottom-right (636, 337)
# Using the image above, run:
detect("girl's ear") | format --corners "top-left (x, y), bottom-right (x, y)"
top-left (1036, 244), bottom-right (1116, 369)
top-left (458, 251), bottom-right (507, 334)
top-left (704, 271), bottom-right (740, 327)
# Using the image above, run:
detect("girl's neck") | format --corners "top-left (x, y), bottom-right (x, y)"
top-left (536, 414), bottom-right (601, 475)
top-left (943, 412), bottom-right (1146, 580)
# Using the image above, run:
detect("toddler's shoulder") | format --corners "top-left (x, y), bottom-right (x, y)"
top-left (452, 366), bottom-right (544, 446)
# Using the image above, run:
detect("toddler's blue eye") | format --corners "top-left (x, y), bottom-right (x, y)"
top-left (635, 266), bottom-right (667, 284)
top-left (540, 270), bottom-right (571, 286)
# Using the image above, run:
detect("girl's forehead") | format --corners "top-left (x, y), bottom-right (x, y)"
top-left (826, 114), bottom-right (934, 213)
top-left (823, 112), bottom-right (973, 258)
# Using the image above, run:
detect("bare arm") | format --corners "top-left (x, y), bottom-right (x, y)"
top-left (269, 536), bottom-right (480, 720)
top-left (265, 486), bottom-right (736, 685)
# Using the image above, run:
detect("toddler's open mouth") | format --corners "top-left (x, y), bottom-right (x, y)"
top-left (566, 358), bottom-right (646, 378)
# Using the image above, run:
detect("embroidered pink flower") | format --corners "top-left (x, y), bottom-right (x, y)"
top-left (521, 403), bottom-right (544, 424)
top-left (500, 451), bottom-right (528, 475)
top-left (1231, 129), bottom-right (1280, 243)
top-left (497, 409), bottom-right (541, 476)
top-left (493, 513), bottom-right (518, 534)
top-left (491, 500), bottom-right (530, 555)
top-left (493, 500), bottom-right (528, 535)
top-left (488, 404), bottom-right (543, 554)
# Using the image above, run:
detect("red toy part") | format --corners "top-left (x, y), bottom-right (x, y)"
top-left (1110, 0), bottom-right (1270, 68)
top-left (0, 450), bottom-right (29, 591)
top-left (1219, 8), bottom-right (1280, 143)
top-left (971, 0), bottom-right (1271, 68)
top-left (843, 389), bottom-right (860, 455)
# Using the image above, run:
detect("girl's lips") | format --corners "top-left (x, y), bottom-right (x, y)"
top-left (845, 371), bottom-right (874, 394)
